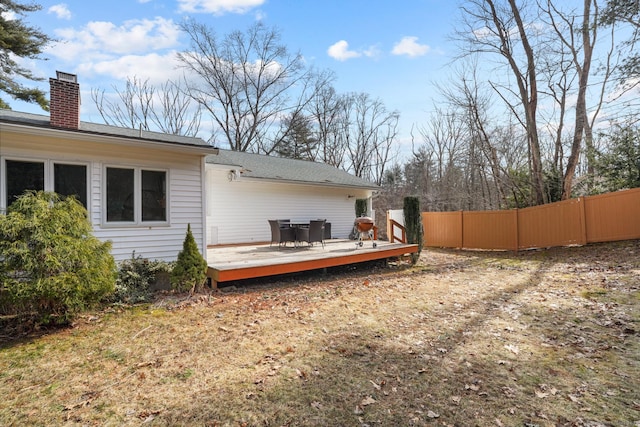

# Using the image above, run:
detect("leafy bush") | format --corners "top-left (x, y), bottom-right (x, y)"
top-left (170, 224), bottom-right (208, 293)
top-left (114, 253), bottom-right (172, 304)
top-left (0, 191), bottom-right (116, 324)
top-left (403, 196), bottom-right (423, 264)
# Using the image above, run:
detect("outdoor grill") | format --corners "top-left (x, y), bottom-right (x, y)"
top-left (354, 216), bottom-right (377, 248)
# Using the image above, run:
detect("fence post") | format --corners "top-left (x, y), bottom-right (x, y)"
top-left (579, 197), bottom-right (588, 245)
top-left (514, 208), bottom-right (519, 252)
top-left (459, 210), bottom-right (464, 249)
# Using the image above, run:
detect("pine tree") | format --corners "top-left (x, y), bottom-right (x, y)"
top-left (597, 125), bottom-right (640, 191)
top-left (276, 113), bottom-right (318, 160)
top-left (404, 196), bottom-right (423, 265)
top-left (0, 0), bottom-right (52, 110)
top-left (170, 224), bottom-right (208, 293)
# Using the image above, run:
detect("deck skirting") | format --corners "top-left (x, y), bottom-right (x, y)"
top-left (206, 239), bottom-right (418, 287)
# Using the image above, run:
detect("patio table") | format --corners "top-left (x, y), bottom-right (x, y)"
top-left (288, 223), bottom-right (310, 247)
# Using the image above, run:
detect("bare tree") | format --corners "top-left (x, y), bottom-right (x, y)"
top-left (537, 0), bottom-right (619, 197)
top-left (340, 93), bottom-right (400, 186)
top-left (176, 20), bottom-right (320, 153)
top-left (305, 84), bottom-right (347, 167)
top-left (414, 107), bottom-right (468, 210)
top-left (536, 35), bottom-right (573, 201)
top-left (543, 0), bottom-right (598, 199)
top-left (91, 76), bottom-right (202, 137)
top-left (457, 0), bottom-right (547, 205)
top-left (600, 0), bottom-right (640, 89)
top-left (453, 0), bottom-right (626, 204)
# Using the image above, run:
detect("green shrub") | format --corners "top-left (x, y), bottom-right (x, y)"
top-left (355, 198), bottom-right (368, 217)
top-left (170, 224), bottom-right (208, 293)
top-left (114, 253), bottom-right (172, 304)
top-left (403, 196), bottom-right (423, 264)
top-left (349, 198), bottom-right (370, 240)
top-left (0, 191), bottom-right (116, 325)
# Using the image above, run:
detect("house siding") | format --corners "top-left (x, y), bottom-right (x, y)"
top-left (1, 130), bottom-right (206, 262)
top-left (205, 167), bottom-right (372, 245)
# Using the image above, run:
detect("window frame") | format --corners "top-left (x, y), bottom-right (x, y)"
top-left (102, 165), bottom-right (169, 227)
top-left (1, 156), bottom-right (90, 214)
top-left (54, 162), bottom-right (89, 208)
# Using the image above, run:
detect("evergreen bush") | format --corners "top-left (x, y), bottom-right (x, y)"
top-left (114, 253), bottom-right (172, 304)
top-left (0, 191), bottom-right (116, 324)
top-left (403, 196), bottom-right (423, 264)
top-left (355, 198), bottom-right (368, 217)
top-left (349, 198), bottom-right (370, 240)
top-left (170, 224), bottom-right (208, 293)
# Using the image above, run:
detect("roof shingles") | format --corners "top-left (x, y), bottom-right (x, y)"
top-left (206, 149), bottom-right (379, 189)
top-left (0, 109), bottom-right (212, 149)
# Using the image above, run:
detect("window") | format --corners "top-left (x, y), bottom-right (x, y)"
top-left (54, 163), bottom-right (87, 207)
top-left (3, 159), bottom-right (87, 209)
top-left (105, 167), bottom-right (167, 224)
top-left (142, 170), bottom-right (166, 222)
top-left (106, 167), bottom-right (135, 222)
top-left (6, 160), bottom-right (44, 207)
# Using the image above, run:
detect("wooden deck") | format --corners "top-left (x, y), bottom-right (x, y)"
top-left (206, 239), bottom-right (419, 287)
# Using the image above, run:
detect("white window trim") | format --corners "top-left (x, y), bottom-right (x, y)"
top-left (102, 165), bottom-right (170, 227)
top-left (0, 156), bottom-right (91, 214)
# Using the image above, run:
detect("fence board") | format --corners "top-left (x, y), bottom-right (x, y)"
top-left (420, 188), bottom-right (640, 251)
top-left (518, 198), bottom-right (586, 249)
top-left (423, 211), bottom-right (462, 248)
top-left (463, 210), bottom-right (518, 250)
top-left (584, 188), bottom-right (640, 243)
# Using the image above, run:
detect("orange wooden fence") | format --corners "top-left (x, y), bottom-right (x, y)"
top-left (421, 187), bottom-right (640, 251)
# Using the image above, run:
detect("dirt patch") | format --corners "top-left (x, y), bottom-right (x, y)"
top-left (1, 240), bottom-right (639, 426)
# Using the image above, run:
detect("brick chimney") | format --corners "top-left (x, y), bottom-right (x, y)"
top-left (49, 71), bottom-right (80, 129)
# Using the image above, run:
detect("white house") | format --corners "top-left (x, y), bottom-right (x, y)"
top-left (205, 150), bottom-right (379, 245)
top-left (0, 71), bottom-right (218, 262)
top-left (1, 72), bottom-right (380, 261)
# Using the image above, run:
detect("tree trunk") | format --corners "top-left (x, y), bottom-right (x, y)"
top-left (562, 0), bottom-right (594, 200)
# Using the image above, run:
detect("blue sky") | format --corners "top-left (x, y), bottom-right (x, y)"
top-left (10, 0), bottom-right (461, 156)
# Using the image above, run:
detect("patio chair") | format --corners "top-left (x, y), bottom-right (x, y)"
top-left (269, 219), bottom-right (295, 247)
top-left (296, 219), bottom-right (325, 248)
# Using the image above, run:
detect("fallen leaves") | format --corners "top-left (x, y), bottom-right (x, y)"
top-left (534, 390), bottom-right (549, 398)
top-left (504, 344), bottom-right (520, 355)
top-left (426, 410), bottom-right (440, 418)
top-left (535, 384), bottom-right (558, 399)
top-left (369, 379), bottom-right (382, 390)
top-left (63, 393), bottom-right (97, 411)
top-left (360, 396), bottom-right (376, 406)
top-left (4, 241), bottom-right (640, 426)
top-left (465, 383), bottom-right (481, 392)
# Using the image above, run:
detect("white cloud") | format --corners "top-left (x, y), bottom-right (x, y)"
top-left (392, 36), bottom-right (430, 57)
top-left (327, 40), bottom-right (361, 61)
top-left (1, 10), bottom-right (17, 20)
top-left (51, 17), bottom-right (181, 61)
top-left (78, 52), bottom-right (184, 83)
top-left (363, 45), bottom-right (381, 58)
top-left (48, 4), bottom-right (72, 20)
top-left (327, 40), bottom-right (382, 61)
top-left (177, 0), bottom-right (265, 15)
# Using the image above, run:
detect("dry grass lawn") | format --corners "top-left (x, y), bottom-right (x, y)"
top-left (1, 240), bottom-right (639, 426)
